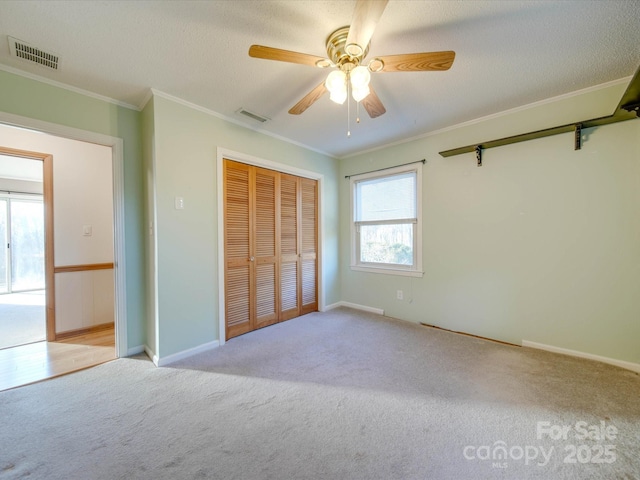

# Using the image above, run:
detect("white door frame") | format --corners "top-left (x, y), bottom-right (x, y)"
top-left (216, 147), bottom-right (324, 345)
top-left (0, 112), bottom-right (128, 358)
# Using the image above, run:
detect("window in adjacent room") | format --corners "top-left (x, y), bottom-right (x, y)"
top-left (350, 163), bottom-right (423, 277)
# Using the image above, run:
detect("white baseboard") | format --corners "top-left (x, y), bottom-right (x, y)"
top-left (322, 302), bottom-right (341, 311)
top-left (522, 340), bottom-right (640, 374)
top-left (126, 345), bottom-right (145, 357)
top-left (323, 301), bottom-right (384, 316)
top-left (153, 340), bottom-right (220, 367)
top-left (144, 345), bottom-right (157, 365)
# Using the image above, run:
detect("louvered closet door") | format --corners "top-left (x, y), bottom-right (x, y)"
top-left (300, 178), bottom-right (318, 314)
top-left (224, 160), bottom-right (318, 339)
top-left (224, 160), bottom-right (253, 339)
top-left (279, 173), bottom-right (300, 321)
top-left (254, 167), bottom-right (279, 329)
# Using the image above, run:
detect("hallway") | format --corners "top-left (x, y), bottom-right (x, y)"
top-left (0, 290), bottom-right (46, 350)
top-left (0, 326), bottom-right (115, 392)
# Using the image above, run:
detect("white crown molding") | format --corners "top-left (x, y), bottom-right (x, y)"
top-left (3, 62), bottom-right (329, 158)
top-left (0, 63), bottom-right (140, 111)
top-left (139, 88), bottom-right (154, 111)
top-left (4, 61), bottom-right (630, 162)
top-left (150, 88), bottom-right (336, 159)
top-left (342, 75), bottom-right (633, 159)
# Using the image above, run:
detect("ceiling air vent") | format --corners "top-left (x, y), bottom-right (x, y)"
top-left (8, 36), bottom-right (60, 70)
top-left (236, 108), bottom-right (269, 123)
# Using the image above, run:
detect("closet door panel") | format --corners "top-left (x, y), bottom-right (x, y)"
top-left (279, 174), bottom-right (300, 320)
top-left (300, 178), bottom-right (318, 314)
top-left (254, 168), bottom-right (278, 328)
top-left (224, 161), bottom-right (253, 339)
top-left (224, 161), bottom-right (318, 338)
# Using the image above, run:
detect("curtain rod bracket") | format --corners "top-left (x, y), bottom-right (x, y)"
top-left (621, 102), bottom-right (640, 117)
top-left (475, 146), bottom-right (482, 167)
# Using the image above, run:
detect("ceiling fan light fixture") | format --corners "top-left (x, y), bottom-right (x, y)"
top-left (329, 88), bottom-right (348, 105)
top-left (352, 85), bottom-right (370, 102)
top-left (326, 70), bottom-right (347, 104)
top-left (350, 65), bottom-right (371, 90)
top-left (247, 0), bottom-right (455, 127)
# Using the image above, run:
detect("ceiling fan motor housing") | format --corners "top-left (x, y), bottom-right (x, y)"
top-left (326, 26), bottom-right (369, 71)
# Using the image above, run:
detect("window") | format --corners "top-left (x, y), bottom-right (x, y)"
top-left (350, 163), bottom-right (423, 277)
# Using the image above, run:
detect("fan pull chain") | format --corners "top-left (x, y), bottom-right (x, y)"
top-left (347, 73), bottom-right (351, 137)
top-left (356, 100), bottom-right (361, 124)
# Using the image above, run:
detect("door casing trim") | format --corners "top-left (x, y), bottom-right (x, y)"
top-left (0, 112), bottom-right (128, 358)
top-left (0, 146), bottom-right (54, 339)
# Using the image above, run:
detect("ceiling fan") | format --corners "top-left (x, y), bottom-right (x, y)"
top-left (248, 0), bottom-right (455, 119)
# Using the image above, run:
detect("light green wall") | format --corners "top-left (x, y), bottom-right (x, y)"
top-left (0, 69), bottom-right (146, 350)
top-left (340, 81), bottom-right (640, 364)
top-left (150, 95), bottom-right (340, 358)
top-left (5, 67), bottom-right (636, 366)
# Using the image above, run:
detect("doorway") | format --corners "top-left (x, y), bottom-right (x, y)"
top-left (0, 196), bottom-right (46, 348)
top-left (0, 113), bottom-right (127, 360)
top-left (0, 154), bottom-right (46, 350)
top-left (0, 126), bottom-right (117, 390)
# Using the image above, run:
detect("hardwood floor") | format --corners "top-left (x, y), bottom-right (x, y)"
top-left (0, 326), bottom-right (116, 392)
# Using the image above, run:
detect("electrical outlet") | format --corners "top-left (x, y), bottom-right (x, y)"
top-left (396, 290), bottom-right (403, 300)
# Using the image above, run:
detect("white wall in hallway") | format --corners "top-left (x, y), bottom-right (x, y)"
top-left (0, 124), bottom-right (115, 333)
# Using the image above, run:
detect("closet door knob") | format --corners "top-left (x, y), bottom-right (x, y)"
top-left (249, 256), bottom-right (255, 262)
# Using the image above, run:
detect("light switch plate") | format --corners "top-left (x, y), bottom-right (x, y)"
top-left (175, 196), bottom-right (185, 210)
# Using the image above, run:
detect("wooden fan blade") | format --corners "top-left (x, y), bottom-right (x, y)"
top-left (346, 0), bottom-right (389, 54)
top-left (361, 85), bottom-right (386, 118)
top-left (289, 82), bottom-right (328, 115)
top-left (249, 45), bottom-right (327, 67)
top-left (377, 51), bottom-right (455, 72)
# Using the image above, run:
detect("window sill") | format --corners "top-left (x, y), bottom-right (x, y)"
top-left (350, 265), bottom-right (424, 278)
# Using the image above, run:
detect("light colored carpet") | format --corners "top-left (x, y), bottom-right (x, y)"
top-left (0, 291), bottom-right (45, 349)
top-left (1, 307), bottom-right (638, 479)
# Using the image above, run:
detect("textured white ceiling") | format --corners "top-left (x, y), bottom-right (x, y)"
top-left (0, 1), bottom-right (639, 158)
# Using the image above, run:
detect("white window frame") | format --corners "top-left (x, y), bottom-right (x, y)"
top-left (350, 163), bottom-right (423, 277)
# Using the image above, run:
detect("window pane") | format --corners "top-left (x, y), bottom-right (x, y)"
top-left (360, 223), bottom-right (413, 265)
top-left (11, 200), bottom-right (45, 291)
top-left (356, 171), bottom-right (416, 222)
top-left (0, 200), bottom-right (7, 293)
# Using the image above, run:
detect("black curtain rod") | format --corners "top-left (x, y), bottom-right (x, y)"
top-left (344, 159), bottom-right (426, 179)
